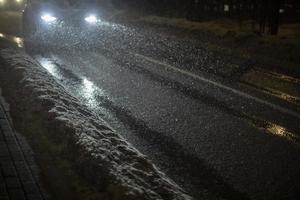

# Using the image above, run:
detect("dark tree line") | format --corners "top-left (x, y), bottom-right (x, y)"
top-left (109, 0), bottom-right (299, 35)
top-left (186, 0), bottom-right (283, 35)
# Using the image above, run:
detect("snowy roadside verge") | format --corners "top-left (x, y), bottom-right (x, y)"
top-left (0, 47), bottom-right (192, 200)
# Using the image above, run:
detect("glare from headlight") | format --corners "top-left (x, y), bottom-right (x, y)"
top-left (41, 14), bottom-right (57, 23)
top-left (85, 15), bottom-right (98, 24)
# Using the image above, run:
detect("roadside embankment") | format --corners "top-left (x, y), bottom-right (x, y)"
top-left (0, 47), bottom-right (192, 200)
top-left (108, 11), bottom-right (300, 78)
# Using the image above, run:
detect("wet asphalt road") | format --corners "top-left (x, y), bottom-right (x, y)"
top-left (1, 17), bottom-right (300, 200)
top-left (32, 49), bottom-right (300, 200)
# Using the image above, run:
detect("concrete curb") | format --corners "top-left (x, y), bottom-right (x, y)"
top-left (0, 48), bottom-right (192, 200)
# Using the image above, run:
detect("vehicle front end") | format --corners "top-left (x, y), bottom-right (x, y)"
top-left (23, 1), bottom-right (102, 49)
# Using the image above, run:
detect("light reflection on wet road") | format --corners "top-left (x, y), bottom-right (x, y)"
top-left (0, 32), bottom-right (24, 47)
top-left (241, 69), bottom-right (300, 106)
top-left (266, 123), bottom-right (300, 144)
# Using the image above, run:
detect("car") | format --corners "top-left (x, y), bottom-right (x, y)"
top-left (22, 0), bottom-right (101, 48)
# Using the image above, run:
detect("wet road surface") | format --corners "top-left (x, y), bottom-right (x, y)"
top-left (32, 49), bottom-right (300, 200)
top-left (1, 17), bottom-right (300, 200)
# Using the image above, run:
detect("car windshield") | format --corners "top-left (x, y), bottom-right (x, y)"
top-left (47, 0), bottom-right (97, 8)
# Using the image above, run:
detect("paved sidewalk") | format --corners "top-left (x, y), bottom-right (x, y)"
top-left (0, 90), bottom-right (48, 200)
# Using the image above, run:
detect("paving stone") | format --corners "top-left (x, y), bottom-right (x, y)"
top-left (1, 163), bottom-right (17, 178)
top-left (0, 156), bottom-right (11, 162)
top-left (0, 119), bottom-right (8, 126)
top-left (0, 96), bottom-right (47, 199)
top-left (23, 182), bottom-right (40, 195)
top-left (0, 144), bottom-right (7, 150)
top-left (11, 154), bottom-right (25, 162)
top-left (8, 144), bottom-right (22, 151)
top-left (0, 148), bottom-right (10, 157)
top-left (5, 177), bottom-right (21, 189)
top-left (8, 189), bottom-right (26, 200)
top-left (0, 121), bottom-right (11, 131)
top-left (10, 148), bottom-right (22, 155)
top-left (19, 171), bottom-right (34, 183)
top-left (23, 151), bottom-right (35, 159)
top-left (24, 157), bottom-right (36, 165)
top-left (0, 111), bottom-right (5, 119)
top-left (0, 133), bottom-right (5, 141)
top-left (26, 194), bottom-right (43, 200)
top-left (14, 161), bottom-right (28, 170)
top-left (28, 164), bottom-right (40, 173)
top-left (0, 173), bottom-right (4, 182)
top-left (2, 131), bottom-right (14, 138)
top-left (3, 138), bottom-right (17, 147)
top-left (0, 183), bottom-right (7, 196)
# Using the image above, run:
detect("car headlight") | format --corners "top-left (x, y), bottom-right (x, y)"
top-left (41, 14), bottom-right (57, 23)
top-left (84, 15), bottom-right (98, 24)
